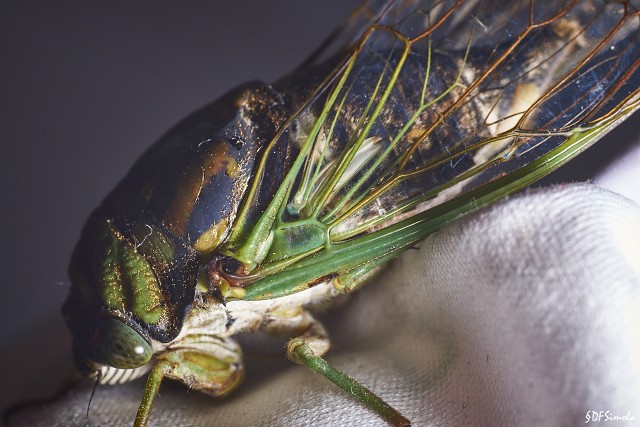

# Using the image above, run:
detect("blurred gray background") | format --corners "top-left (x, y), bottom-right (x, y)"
top-left (0, 0), bottom-right (637, 423)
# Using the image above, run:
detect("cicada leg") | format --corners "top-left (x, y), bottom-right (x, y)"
top-left (134, 335), bottom-right (244, 427)
top-left (269, 310), bottom-right (411, 427)
top-left (134, 360), bottom-right (168, 427)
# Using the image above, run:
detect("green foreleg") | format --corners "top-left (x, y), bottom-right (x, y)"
top-left (133, 334), bottom-right (244, 427)
top-left (134, 360), bottom-right (169, 427)
top-left (286, 334), bottom-right (410, 427)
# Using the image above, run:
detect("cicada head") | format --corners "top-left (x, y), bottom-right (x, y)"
top-left (63, 209), bottom-right (198, 377)
top-left (62, 81), bottom-right (291, 379)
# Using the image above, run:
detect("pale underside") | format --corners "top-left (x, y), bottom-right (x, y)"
top-left (99, 280), bottom-right (342, 385)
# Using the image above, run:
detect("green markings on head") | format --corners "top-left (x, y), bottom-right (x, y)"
top-left (98, 227), bottom-right (126, 312)
top-left (120, 243), bottom-right (164, 324)
top-left (93, 218), bottom-right (168, 325)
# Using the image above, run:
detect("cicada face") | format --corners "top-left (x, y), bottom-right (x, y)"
top-left (63, 212), bottom-right (173, 379)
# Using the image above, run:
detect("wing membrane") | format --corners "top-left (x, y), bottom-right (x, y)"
top-left (222, 0), bottom-right (640, 292)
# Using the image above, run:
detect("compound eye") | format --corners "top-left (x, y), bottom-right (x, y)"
top-left (90, 319), bottom-right (152, 369)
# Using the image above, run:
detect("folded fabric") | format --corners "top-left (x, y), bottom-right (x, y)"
top-left (8, 183), bottom-right (639, 427)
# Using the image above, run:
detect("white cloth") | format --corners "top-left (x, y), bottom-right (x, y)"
top-left (597, 140), bottom-right (640, 205)
top-left (251, 184), bottom-right (640, 426)
top-left (8, 183), bottom-right (640, 427)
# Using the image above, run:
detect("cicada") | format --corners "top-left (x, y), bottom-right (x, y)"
top-left (63, 1), bottom-right (640, 426)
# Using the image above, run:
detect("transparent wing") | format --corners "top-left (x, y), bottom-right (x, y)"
top-left (221, 0), bottom-right (640, 297)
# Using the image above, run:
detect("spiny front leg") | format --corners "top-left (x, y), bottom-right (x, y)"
top-left (266, 309), bottom-right (411, 427)
top-left (134, 334), bottom-right (244, 427)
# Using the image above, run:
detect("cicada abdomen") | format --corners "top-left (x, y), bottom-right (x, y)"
top-left (63, 1), bottom-right (639, 426)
